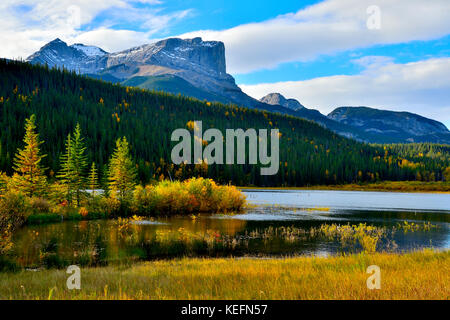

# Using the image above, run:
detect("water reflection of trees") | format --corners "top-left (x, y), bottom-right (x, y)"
top-left (9, 216), bottom-right (445, 268)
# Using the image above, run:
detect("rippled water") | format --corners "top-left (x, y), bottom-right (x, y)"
top-left (9, 190), bottom-right (450, 267)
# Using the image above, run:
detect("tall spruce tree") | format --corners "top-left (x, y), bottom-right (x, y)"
top-left (57, 124), bottom-right (88, 206)
top-left (57, 133), bottom-right (74, 203)
top-left (71, 124), bottom-right (88, 205)
top-left (88, 162), bottom-right (99, 196)
top-left (108, 137), bottom-right (137, 200)
top-left (12, 114), bottom-right (47, 197)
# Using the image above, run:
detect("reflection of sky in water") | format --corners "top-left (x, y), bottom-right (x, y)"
top-left (131, 220), bottom-right (168, 225)
top-left (243, 189), bottom-right (450, 212)
top-left (210, 205), bottom-right (450, 250)
top-left (444, 231), bottom-right (450, 248)
top-left (213, 207), bottom-right (344, 221)
top-left (214, 190), bottom-right (450, 250)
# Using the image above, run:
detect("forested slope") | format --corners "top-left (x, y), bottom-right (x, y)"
top-left (0, 59), bottom-right (448, 186)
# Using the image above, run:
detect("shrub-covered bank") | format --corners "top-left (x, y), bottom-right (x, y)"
top-left (0, 114), bottom-right (245, 255)
top-left (0, 178), bottom-right (245, 255)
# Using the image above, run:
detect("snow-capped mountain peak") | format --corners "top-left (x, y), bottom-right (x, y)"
top-left (25, 38), bottom-right (108, 74)
top-left (70, 44), bottom-right (107, 57)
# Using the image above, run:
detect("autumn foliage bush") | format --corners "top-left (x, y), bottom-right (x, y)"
top-left (133, 177), bottom-right (246, 216)
top-left (30, 197), bottom-right (51, 214)
top-left (0, 191), bottom-right (32, 254)
top-left (0, 191), bottom-right (31, 228)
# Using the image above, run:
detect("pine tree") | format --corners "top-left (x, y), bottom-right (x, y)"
top-left (57, 124), bottom-right (88, 206)
top-left (71, 124), bottom-right (88, 206)
top-left (88, 162), bottom-right (99, 196)
top-left (11, 114), bottom-right (47, 197)
top-left (57, 133), bottom-right (74, 203)
top-left (108, 137), bottom-right (137, 200)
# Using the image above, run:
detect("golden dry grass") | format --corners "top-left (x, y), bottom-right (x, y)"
top-left (0, 249), bottom-right (448, 300)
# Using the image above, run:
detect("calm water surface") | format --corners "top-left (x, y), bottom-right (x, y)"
top-left (10, 190), bottom-right (450, 267)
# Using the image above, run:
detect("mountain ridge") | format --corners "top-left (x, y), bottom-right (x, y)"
top-left (260, 93), bottom-right (305, 110)
top-left (259, 93), bottom-right (450, 143)
top-left (25, 38), bottom-right (450, 144)
top-left (328, 106), bottom-right (449, 142)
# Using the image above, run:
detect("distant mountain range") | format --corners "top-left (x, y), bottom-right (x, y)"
top-left (328, 107), bottom-right (450, 143)
top-left (26, 37), bottom-right (450, 144)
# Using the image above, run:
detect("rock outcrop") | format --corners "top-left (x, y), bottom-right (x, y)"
top-left (260, 93), bottom-right (305, 110)
top-left (27, 37), bottom-right (253, 107)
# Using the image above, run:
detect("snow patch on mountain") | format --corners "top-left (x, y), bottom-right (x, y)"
top-left (71, 44), bottom-right (107, 57)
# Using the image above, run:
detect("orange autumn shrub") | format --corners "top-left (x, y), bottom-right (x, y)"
top-left (133, 178), bottom-right (246, 216)
top-left (79, 207), bottom-right (89, 217)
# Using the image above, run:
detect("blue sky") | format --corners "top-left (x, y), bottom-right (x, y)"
top-left (0, 0), bottom-right (449, 126)
top-left (100, 0), bottom-right (319, 33)
top-left (235, 36), bottom-right (450, 84)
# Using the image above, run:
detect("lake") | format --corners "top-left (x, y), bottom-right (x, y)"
top-left (10, 190), bottom-right (450, 268)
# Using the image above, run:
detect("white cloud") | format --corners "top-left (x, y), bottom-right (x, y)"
top-left (0, 0), bottom-right (191, 58)
top-left (240, 57), bottom-right (450, 126)
top-left (71, 7), bottom-right (192, 52)
top-left (180, 0), bottom-right (450, 74)
top-left (351, 55), bottom-right (394, 69)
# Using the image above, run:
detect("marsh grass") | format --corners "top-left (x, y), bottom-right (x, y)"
top-left (396, 221), bottom-right (438, 232)
top-left (0, 249), bottom-right (447, 300)
top-left (315, 223), bottom-right (386, 253)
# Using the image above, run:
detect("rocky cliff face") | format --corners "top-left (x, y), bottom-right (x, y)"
top-left (260, 93), bottom-right (305, 110)
top-left (105, 37), bottom-right (226, 77)
top-left (26, 37), bottom-right (250, 106)
top-left (104, 37), bottom-right (260, 108)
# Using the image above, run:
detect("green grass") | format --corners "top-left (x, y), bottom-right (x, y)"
top-left (0, 249), bottom-right (448, 300)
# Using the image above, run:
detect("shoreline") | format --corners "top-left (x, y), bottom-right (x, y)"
top-left (239, 181), bottom-right (450, 194)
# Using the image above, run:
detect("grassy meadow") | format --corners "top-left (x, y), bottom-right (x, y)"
top-left (0, 249), bottom-right (448, 300)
